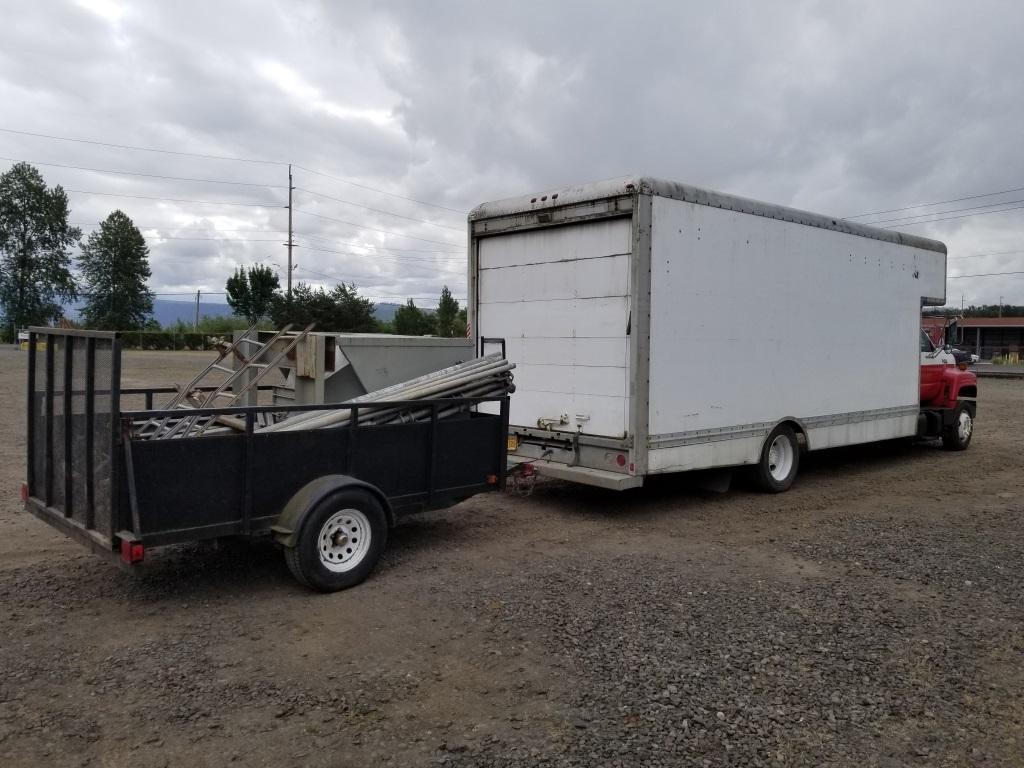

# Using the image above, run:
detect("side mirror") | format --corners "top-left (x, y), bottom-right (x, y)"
top-left (943, 344), bottom-right (952, 352)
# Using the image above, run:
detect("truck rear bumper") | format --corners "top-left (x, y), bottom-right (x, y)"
top-left (509, 455), bottom-right (643, 490)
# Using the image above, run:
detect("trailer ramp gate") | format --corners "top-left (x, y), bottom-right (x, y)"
top-left (26, 328), bottom-right (121, 557)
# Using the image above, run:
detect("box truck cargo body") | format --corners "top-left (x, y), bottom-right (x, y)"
top-left (468, 177), bottom-right (948, 490)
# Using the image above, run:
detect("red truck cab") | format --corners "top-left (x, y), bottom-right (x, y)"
top-left (919, 330), bottom-right (977, 449)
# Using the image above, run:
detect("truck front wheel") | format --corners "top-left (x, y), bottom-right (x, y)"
top-left (941, 403), bottom-right (974, 451)
top-left (755, 425), bottom-right (800, 493)
top-left (284, 488), bottom-right (388, 591)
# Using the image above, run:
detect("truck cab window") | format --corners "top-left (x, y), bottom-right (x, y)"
top-left (920, 330), bottom-right (934, 353)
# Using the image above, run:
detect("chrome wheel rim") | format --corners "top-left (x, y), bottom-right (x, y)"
top-left (767, 435), bottom-right (794, 482)
top-left (957, 411), bottom-right (972, 442)
top-left (318, 509), bottom-right (371, 573)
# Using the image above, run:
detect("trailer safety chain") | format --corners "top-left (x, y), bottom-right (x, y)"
top-left (507, 450), bottom-right (553, 497)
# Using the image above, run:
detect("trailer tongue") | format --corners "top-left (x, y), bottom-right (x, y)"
top-left (23, 327), bottom-right (511, 591)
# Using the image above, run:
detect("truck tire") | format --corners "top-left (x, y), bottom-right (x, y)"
top-left (941, 403), bottom-right (974, 451)
top-left (755, 425), bottom-right (800, 493)
top-left (284, 488), bottom-right (388, 592)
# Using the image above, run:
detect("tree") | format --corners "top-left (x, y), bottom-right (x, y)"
top-left (393, 299), bottom-right (435, 335)
top-left (454, 307), bottom-right (468, 338)
top-left (268, 281), bottom-right (377, 332)
top-left (435, 285), bottom-right (459, 337)
top-left (78, 210), bottom-right (154, 330)
top-left (330, 283), bottom-right (376, 332)
top-left (0, 162), bottom-right (80, 338)
top-left (226, 264), bottom-right (281, 324)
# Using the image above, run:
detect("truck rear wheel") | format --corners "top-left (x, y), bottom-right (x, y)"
top-left (284, 488), bottom-right (388, 592)
top-left (755, 425), bottom-right (800, 493)
top-left (941, 403), bottom-right (974, 451)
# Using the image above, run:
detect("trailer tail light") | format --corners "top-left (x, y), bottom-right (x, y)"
top-left (615, 454), bottom-right (626, 467)
top-left (20, 482), bottom-right (28, 503)
top-left (120, 539), bottom-right (144, 565)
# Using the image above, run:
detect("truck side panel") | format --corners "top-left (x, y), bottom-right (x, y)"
top-left (476, 218), bottom-right (633, 438)
top-left (646, 196), bottom-right (945, 473)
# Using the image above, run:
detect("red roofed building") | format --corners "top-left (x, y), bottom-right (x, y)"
top-left (956, 317), bottom-right (1024, 360)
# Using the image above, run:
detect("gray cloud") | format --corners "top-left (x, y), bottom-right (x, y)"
top-left (1, 0), bottom-right (1022, 307)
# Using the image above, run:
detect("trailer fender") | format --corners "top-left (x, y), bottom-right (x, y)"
top-left (271, 475), bottom-right (393, 549)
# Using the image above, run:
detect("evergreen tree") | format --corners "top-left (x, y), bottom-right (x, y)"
top-left (0, 162), bottom-right (79, 338)
top-left (454, 307), bottom-right (468, 337)
top-left (393, 299), bottom-right (434, 335)
top-left (226, 264), bottom-right (281, 324)
top-left (330, 283), bottom-right (376, 332)
top-left (78, 210), bottom-right (154, 330)
top-left (268, 281), bottom-right (377, 332)
top-left (435, 285), bottom-right (459, 337)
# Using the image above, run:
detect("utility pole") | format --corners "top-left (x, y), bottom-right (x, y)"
top-left (194, 289), bottom-right (201, 331)
top-left (286, 164), bottom-right (294, 299)
top-left (999, 295), bottom-right (1004, 318)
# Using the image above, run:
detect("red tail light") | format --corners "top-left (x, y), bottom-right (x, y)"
top-left (120, 539), bottom-right (144, 564)
top-left (20, 482), bottom-right (28, 503)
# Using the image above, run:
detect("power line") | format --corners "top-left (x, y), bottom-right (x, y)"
top-left (949, 249), bottom-right (1024, 260)
top-left (291, 266), bottom-right (464, 301)
top-left (293, 208), bottom-right (462, 247)
top-left (0, 155), bottom-right (286, 188)
top-left (65, 188), bottom-right (283, 209)
top-left (294, 186), bottom-right (462, 231)
top-left (293, 164), bottom-right (464, 214)
top-left (298, 231), bottom-right (464, 253)
top-left (881, 202), bottom-right (1024, 228)
top-left (295, 242), bottom-right (466, 265)
top-left (948, 270), bottom-right (1024, 279)
top-left (1, 127), bottom-right (466, 215)
top-left (76, 223), bottom-right (288, 234)
top-left (869, 197), bottom-right (1024, 226)
top-left (145, 236), bottom-right (283, 243)
top-left (847, 184), bottom-right (1024, 219)
top-left (0, 127), bottom-right (285, 165)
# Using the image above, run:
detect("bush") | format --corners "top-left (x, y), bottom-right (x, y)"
top-left (118, 331), bottom-right (229, 351)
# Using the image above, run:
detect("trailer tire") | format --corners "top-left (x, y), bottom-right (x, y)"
top-left (941, 403), bottom-right (974, 451)
top-left (755, 425), bottom-right (800, 493)
top-left (284, 488), bottom-right (388, 592)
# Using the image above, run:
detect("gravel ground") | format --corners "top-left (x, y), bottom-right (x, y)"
top-left (0, 347), bottom-right (1021, 767)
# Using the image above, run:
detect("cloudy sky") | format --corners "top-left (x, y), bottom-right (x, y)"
top-left (2, 0), bottom-right (1023, 308)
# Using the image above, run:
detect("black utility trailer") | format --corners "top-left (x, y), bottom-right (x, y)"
top-left (23, 328), bottom-right (510, 591)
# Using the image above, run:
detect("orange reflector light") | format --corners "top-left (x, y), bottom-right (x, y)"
top-left (486, 474), bottom-right (498, 485)
top-left (958, 362), bottom-right (968, 371)
top-left (120, 539), bottom-right (144, 565)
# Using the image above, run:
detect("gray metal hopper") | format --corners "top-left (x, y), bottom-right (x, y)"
top-left (234, 331), bottom-right (473, 405)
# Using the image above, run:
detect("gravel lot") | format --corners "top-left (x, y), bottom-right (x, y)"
top-left (0, 347), bottom-right (1021, 767)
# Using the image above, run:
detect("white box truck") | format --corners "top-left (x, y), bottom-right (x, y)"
top-left (468, 176), bottom-right (967, 491)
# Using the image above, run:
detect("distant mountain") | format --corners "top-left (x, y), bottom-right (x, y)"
top-left (373, 302), bottom-right (402, 322)
top-left (151, 299), bottom-right (234, 327)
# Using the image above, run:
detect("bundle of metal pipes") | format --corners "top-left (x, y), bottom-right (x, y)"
top-left (257, 352), bottom-right (515, 433)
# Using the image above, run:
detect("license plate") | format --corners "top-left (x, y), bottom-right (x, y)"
top-left (507, 435), bottom-right (519, 452)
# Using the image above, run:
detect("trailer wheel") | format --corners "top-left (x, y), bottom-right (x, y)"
top-left (941, 403), bottom-right (974, 451)
top-left (755, 425), bottom-right (800, 493)
top-left (284, 488), bottom-right (388, 592)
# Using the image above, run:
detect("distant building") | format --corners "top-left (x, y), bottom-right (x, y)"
top-left (921, 315), bottom-right (1024, 360)
top-left (957, 317), bottom-right (1024, 360)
